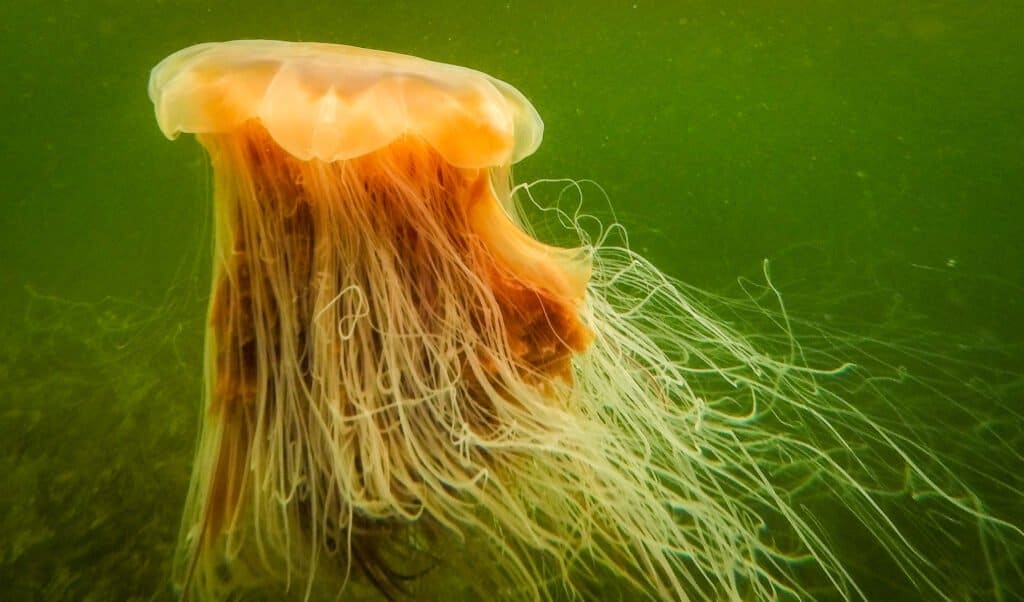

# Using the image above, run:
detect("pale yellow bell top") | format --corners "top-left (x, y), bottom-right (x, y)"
top-left (149, 40), bottom-right (543, 168)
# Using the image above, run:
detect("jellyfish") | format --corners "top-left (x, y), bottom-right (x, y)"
top-left (150, 40), bottom-right (1020, 601)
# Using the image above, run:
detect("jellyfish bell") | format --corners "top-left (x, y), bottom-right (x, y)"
top-left (149, 40), bottom-right (547, 166)
top-left (152, 40), bottom-right (1020, 602)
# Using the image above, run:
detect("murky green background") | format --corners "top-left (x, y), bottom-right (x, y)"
top-left (1, 1), bottom-right (1021, 600)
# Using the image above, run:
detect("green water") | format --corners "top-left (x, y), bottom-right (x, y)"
top-left (1, 1), bottom-right (1021, 600)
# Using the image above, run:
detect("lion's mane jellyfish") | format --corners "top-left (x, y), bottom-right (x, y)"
top-left (150, 40), bottom-right (1020, 601)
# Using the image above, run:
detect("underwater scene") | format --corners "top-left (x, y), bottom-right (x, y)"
top-left (1, 2), bottom-right (1021, 601)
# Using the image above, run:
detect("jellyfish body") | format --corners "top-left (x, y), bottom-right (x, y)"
top-left (152, 41), bottom-right (602, 599)
top-left (151, 41), bottom-right (1019, 601)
